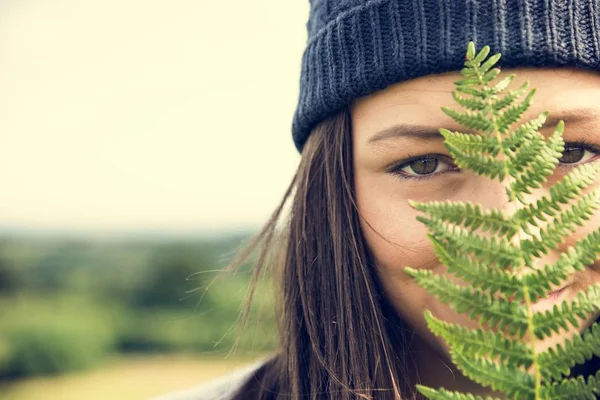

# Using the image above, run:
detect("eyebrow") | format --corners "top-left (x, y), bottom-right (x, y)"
top-left (367, 108), bottom-right (600, 144)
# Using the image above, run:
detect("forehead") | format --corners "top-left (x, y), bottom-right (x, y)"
top-left (351, 68), bottom-right (600, 145)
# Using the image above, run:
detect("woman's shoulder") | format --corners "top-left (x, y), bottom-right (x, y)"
top-left (151, 358), bottom-right (267, 400)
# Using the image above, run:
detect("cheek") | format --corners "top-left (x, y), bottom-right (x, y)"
top-left (563, 210), bottom-right (600, 277)
top-left (356, 173), bottom-right (444, 323)
top-left (355, 157), bottom-right (600, 363)
top-left (357, 185), bottom-right (476, 359)
top-left (356, 178), bottom-right (432, 271)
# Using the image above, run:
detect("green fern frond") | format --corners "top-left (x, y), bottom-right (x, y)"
top-left (520, 231), bottom-right (600, 303)
top-left (550, 228), bottom-right (600, 273)
top-left (522, 266), bottom-right (573, 304)
top-left (507, 123), bottom-right (565, 202)
top-left (405, 42), bottom-right (600, 399)
top-left (403, 268), bottom-right (528, 336)
top-left (515, 163), bottom-right (600, 226)
top-left (539, 369), bottom-right (600, 399)
top-left (408, 200), bottom-right (517, 236)
top-left (499, 111), bottom-right (546, 155)
top-left (532, 283), bottom-right (600, 339)
top-left (481, 67), bottom-right (501, 84)
top-left (441, 108), bottom-right (494, 132)
top-left (440, 136), bottom-right (508, 179)
top-left (506, 135), bottom-right (547, 174)
top-left (456, 85), bottom-right (486, 98)
top-left (416, 385), bottom-right (503, 400)
top-left (479, 53), bottom-right (502, 75)
top-left (452, 92), bottom-right (487, 111)
top-left (429, 236), bottom-right (523, 299)
top-left (418, 219), bottom-right (521, 268)
top-left (491, 80), bottom-right (529, 112)
top-left (441, 129), bottom-right (501, 155)
top-left (424, 310), bottom-right (533, 369)
top-left (488, 73), bottom-right (515, 95)
top-left (520, 189), bottom-right (600, 257)
top-left (449, 350), bottom-right (535, 399)
top-left (538, 322), bottom-right (600, 381)
top-left (495, 89), bottom-right (536, 134)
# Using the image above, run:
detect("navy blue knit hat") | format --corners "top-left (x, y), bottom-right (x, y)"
top-left (291, 0), bottom-right (600, 152)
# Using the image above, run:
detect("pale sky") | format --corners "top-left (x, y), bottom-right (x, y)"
top-left (0, 1), bottom-right (307, 234)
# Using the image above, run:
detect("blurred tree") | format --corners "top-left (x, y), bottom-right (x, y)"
top-left (133, 243), bottom-right (215, 310)
top-left (0, 259), bottom-right (19, 293)
top-left (0, 245), bottom-right (22, 294)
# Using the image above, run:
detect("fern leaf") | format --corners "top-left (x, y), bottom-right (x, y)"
top-left (538, 322), bottom-right (600, 382)
top-left (450, 350), bottom-right (535, 399)
top-left (520, 189), bottom-right (600, 258)
top-left (487, 73), bottom-right (515, 95)
top-left (491, 80), bottom-right (529, 112)
top-left (507, 135), bottom-right (547, 174)
top-left (403, 268), bottom-right (528, 336)
top-left (405, 42), bottom-right (600, 399)
top-left (430, 236), bottom-right (523, 299)
top-left (418, 220), bottom-right (521, 269)
top-left (452, 92), bottom-right (487, 111)
top-left (522, 265), bottom-right (573, 304)
top-left (551, 227), bottom-right (600, 274)
top-left (415, 385), bottom-right (503, 400)
top-left (507, 156), bottom-right (556, 203)
top-left (495, 89), bottom-right (536, 134)
top-left (482, 67), bottom-right (501, 84)
top-left (515, 162), bottom-right (600, 225)
top-left (440, 129), bottom-right (501, 156)
top-left (408, 200), bottom-right (517, 236)
top-left (460, 66), bottom-right (477, 77)
top-left (442, 140), bottom-right (508, 180)
top-left (454, 76), bottom-right (482, 86)
top-left (519, 227), bottom-right (600, 305)
top-left (500, 111), bottom-right (547, 152)
top-left (471, 45), bottom-right (491, 66)
top-left (539, 369), bottom-right (600, 399)
top-left (456, 85), bottom-right (486, 98)
top-left (441, 108), bottom-right (494, 133)
top-left (424, 310), bottom-right (533, 369)
top-left (507, 121), bottom-right (565, 202)
top-left (532, 283), bottom-right (600, 339)
top-left (479, 53), bottom-right (502, 75)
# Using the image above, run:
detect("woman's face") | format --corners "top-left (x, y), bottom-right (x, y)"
top-left (351, 68), bottom-right (600, 372)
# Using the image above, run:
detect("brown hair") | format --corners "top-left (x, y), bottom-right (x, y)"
top-left (228, 106), bottom-right (419, 399)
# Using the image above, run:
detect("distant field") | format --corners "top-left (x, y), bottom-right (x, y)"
top-left (0, 354), bottom-right (266, 400)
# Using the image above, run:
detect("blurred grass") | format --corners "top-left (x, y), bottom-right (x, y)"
top-left (0, 234), bottom-right (278, 382)
top-left (0, 354), bottom-right (265, 400)
top-left (0, 294), bottom-right (120, 377)
top-left (0, 233), bottom-right (277, 400)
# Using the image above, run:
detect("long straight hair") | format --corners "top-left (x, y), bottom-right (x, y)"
top-left (229, 107), bottom-right (419, 399)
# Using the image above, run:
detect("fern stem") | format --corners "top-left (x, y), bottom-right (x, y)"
top-left (522, 280), bottom-right (541, 399)
top-left (473, 65), bottom-right (542, 400)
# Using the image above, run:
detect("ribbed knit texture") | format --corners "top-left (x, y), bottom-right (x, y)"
top-left (292, 0), bottom-right (600, 151)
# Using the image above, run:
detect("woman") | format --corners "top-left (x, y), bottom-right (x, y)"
top-left (159, 1), bottom-right (600, 399)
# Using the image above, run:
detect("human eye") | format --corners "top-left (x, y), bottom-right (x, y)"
top-left (387, 140), bottom-right (600, 181)
top-left (387, 153), bottom-right (460, 181)
top-left (556, 139), bottom-right (600, 170)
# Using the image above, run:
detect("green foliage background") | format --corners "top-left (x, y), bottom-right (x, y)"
top-left (0, 232), bottom-right (276, 379)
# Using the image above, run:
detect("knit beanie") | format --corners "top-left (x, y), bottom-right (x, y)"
top-left (291, 0), bottom-right (600, 152)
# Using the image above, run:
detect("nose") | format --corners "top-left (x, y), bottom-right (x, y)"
top-left (472, 177), bottom-right (548, 253)
top-left (476, 176), bottom-right (549, 218)
top-left (503, 253), bottom-right (566, 303)
top-left (473, 177), bottom-right (568, 289)
top-left (478, 174), bottom-right (587, 305)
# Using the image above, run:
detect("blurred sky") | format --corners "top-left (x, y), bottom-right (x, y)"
top-left (0, 0), bottom-right (307, 234)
